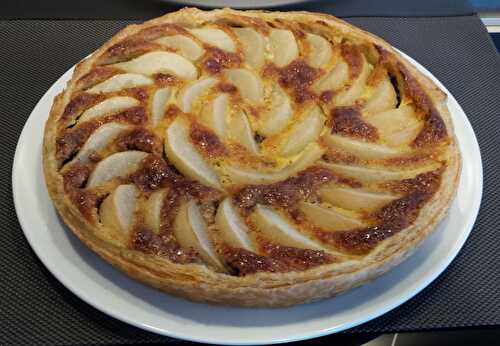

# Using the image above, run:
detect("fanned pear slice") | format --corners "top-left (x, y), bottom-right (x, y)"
top-left (79, 96), bottom-right (140, 123)
top-left (364, 77), bottom-right (397, 114)
top-left (365, 105), bottom-right (422, 147)
top-left (319, 161), bottom-right (441, 183)
top-left (216, 198), bottom-right (255, 251)
top-left (154, 35), bottom-right (205, 61)
top-left (279, 106), bottom-right (324, 156)
top-left (323, 134), bottom-right (400, 159)
top-left (269, 29), bottom-right (299, 67)
top-left (88, 74), bottom-right (153, 94)
top-left (222, 143), bottom-right (324, 186)
top-left (151, 88), bottom-right (172, 126)
top-left (144, 188), bottom-right (168, 233)
top-left (113, 52), bottom-right (198, 80)
top-left (87, 151), bottom-right (148, 188)
top-left (224, 69), bottom-right (263, 104)
top-left (174, 200), bottom-right (225, 270)
top-left (334, 55), bottom-right (371, 106)
top-left (201, 93), bottom-right (228, 138)
top-left (228, 111), bottom-right (258, 154)
top-left (189, 28), bottom-right (236, 52)
top-left (305, 33), bottom-right (333, 68)
top-left (252, 205), bottom-right (323, 250)
top-left (257, 86), bottom-right (292, 136)
top-left (99, 184), bottom-right (138, 234)
top-left (164, 117), bottom-right (222, 189)
top-left (233, 27), bottom-right (265, 69)
top-left (319, 185), bottom-right (396, 212)
top-left (74, 123), bottom-right (130, 163)
top-left (314, 59), bottom-right (349, 93)
top-left (179, 78), bottom-right (216, 113)
top-left (298, 202), bottom-right (364, 231)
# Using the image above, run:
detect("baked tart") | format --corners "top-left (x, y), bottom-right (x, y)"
top-left (43, 8), bottom-right (461, 306)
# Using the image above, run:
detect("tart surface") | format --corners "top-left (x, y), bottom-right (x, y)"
top-left (43, 8), bottom-right (460, 306)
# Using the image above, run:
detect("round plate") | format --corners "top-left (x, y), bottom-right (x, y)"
top-left (13, 50), bottom-right (482, 345)
top-left (159, 0), bottom-right (314, 9)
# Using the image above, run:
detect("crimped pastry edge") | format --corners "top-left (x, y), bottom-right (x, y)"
top-left (43, 8), bottom-right (462, 307)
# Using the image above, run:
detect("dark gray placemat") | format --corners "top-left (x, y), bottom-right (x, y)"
top-left (0, 0), bottom-right (473, 20)
top-left (1, 15), bottom-right (499, 345)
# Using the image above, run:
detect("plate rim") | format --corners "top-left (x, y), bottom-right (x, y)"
top-left (12, 49), bottom-right (483, 345)
top-left (158, 0), bottom-right (314, 9)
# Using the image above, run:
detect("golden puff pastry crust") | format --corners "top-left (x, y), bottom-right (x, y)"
top-left (43, 8), bottom-right (461, 307)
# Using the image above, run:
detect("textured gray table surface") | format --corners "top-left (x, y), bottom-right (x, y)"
top-left (1, 15), bottom-right (499, 346)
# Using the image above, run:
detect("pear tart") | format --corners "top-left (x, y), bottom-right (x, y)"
top-left (43, 8), bottom-right (460, 306)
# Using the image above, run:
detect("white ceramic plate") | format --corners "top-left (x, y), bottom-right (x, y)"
top-left (159, 0), bottom-right (314, 9)
top-left (13, 50), bottom-right (482, 345)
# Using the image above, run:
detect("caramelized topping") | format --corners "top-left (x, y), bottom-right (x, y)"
top-left (203, 47), bottom-right (242, 74)
top-left (278, 60), bottom-right (320, 103)
top-left (223, 247), bottom-right (287, 275)
top-left (62, 164), bottom-right (100, 221)
top-left (77, 67), bottom-right (122, 91)
top-left (233, 167), bottom-right (336, 209)
top-left (131, 155), bottom-right (175, 192)
top-left (341, 43), bottom-right (363, 79)
top-left (116, 128), bottom-right (162, 155)
top-left (223, 243), bottom-right (334, 275)
top-left (56, 107), bottom-right (147, 161)
top-left (154, 73), bottom-right (178, 87)
top-left (131, 227), bottom-right (199, 263)
top-left (382, 168), bottom-right (443, 194)
top-left (330, 106), bottom-right (378, 140)
top-left (317, 191), bottom-right (433, 254)
top-left (189, 122), bottom-right (228, 157)
top-left (61, 93), bottom-right (104, 122)
top-left (398, 63), bottom-right (447, 146)
top-left (63, 163), bottom-right (90, 190)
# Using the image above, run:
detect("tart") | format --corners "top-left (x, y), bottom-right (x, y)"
top-left (43, 8), bottom-right (461, 307)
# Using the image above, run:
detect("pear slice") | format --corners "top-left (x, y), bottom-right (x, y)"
top-left (164, 117), bottom-right (222, 189)
top-left (319, 185), bottom-right (396, 212)
top-left (305, 33), bottom-right (332, 68)
top-left (174, 200), bottom-right (225, 270)
top-left (224, 69), bottom-right (263, 104)
top-left (364, 77), bottom-right (397, 114)
top-left (257, 86), bottom-right (292, 136)
top-left (99, 184), bottom-right (138, 234)
top-left (233, 27), bottom-right (265, 69)
top-left (269, 29), bottom-right (298, 67)
top-left (189, 28), bottom-right (236, 52)
top-left (298, 201), bottom-right (364, 231)
top-left (366, 105), bottom-right (422, 146)
top-left (334, 56), bottom-right (371, 106)
top-left (79, 96), bottom-right (140, 123)
top-left (87, 151), bottom-right (148, 188)
top-left (319, 161), bottom-right (440, 183)
top-left (314, 59), bottom-right (349, 93)
top-left (228, 111), bottom-right (258, 155)
top-left (154, 35), bottom-right (205, 61)
top-left (74, 123), bottom-right (130, 164)
top-left (323, 134), bottom-right (400, 159)
top-left (113, 52), bottom-right (198, 80)
top-left (88, 74), bottom-right (153, 94)
top-left (144, 188), bottom-right (168, 233)
top-left (279, 106), bottom-right (324, 156)
top-left (151, 87), bottom-right (172, 126)
top-left (252, 205), bottom-right (323, 250)
top-left (179, 78), bottom-right (216, 113)
top-left (216, 198), bottom-right (255, 251)
top-left (222, 143), bottom-right (324, 186)
top-left (201, 93), bottom-right (228, 139)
